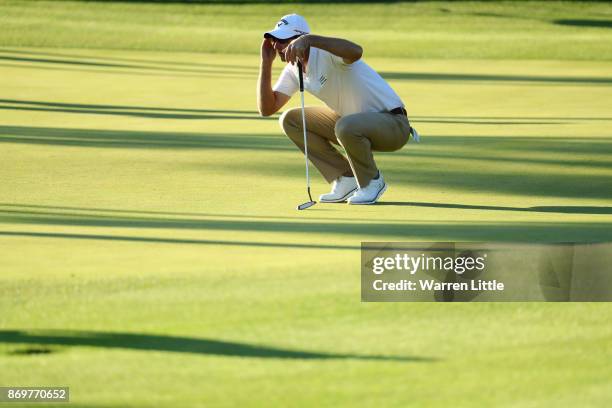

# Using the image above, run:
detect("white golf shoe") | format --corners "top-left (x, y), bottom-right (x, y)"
top-left (347, 173), bottom-right (387, 205)
top-left (319, 176), bottom-right (359, 203)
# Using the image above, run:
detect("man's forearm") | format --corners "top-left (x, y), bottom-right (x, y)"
top-left (257, 60), bottom-right (275, 116)
top-left (305, 34), bottom-right (363, 63)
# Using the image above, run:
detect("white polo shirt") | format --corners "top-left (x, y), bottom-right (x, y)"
top-left (273, 47), bottom-right (404, 117)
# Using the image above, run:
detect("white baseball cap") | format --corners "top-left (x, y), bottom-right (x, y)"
top-left (264, 14), bottom-right (310, 40)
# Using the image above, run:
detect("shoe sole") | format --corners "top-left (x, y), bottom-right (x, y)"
top-left (319, 188), bottom-right (358, 203)
top-left (348, 183), bottom-right (387, 205)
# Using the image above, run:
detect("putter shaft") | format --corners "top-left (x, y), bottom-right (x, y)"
top-left (297, 61), bottom-right (316, 210)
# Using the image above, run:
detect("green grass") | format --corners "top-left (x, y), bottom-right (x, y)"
top-left (1, 1), bottom-right (612, 407)
top-left (1, 1), bottom-right (612, 59)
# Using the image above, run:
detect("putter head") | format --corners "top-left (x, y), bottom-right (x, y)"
top-left (297, 201), bottom-right (316, 210)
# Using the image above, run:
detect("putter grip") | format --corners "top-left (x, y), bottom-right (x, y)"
top-left (297, 61), bottom-right (304, 92)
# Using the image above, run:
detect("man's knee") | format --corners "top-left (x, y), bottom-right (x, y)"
top-left (279, 108), bottom-right (302, 137)
top-left (334, 115), bottom-right (362, 144)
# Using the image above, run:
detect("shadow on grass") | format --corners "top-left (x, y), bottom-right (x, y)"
top-left (0, 62), bottom-right (251, 79)
top-left (385, 167), bottom-right (612, 201)
top-left (0, 231), bottom-right (357, 250)
top-left (3, 48), bottom-right (610, 85)
top-left (413, 115), bottom-right (612, 122)
top-left (554, 19), bottom-right (612, 29)
top-left (7, 99), bottom-right (604, 124)
top-left (0, 55), bottom-right (139, 69)
top-left (393, 136), bottom-right (612, 170)
top-left (380, 71), bottom-right (612, 85)
top-left (379, 202), bottom-right (612, 215)
top-left (0, 54), bottom-right (257, 77)
top-left (1, 201), bottom-right (609, 223)
top-left (7, 346), bottom-right (55, 355)
top-left (0, 126), bottom-right (288, 150)
top-left (1, 125), bottom-right (611, 200)
top-left (0, 99), bottom-right (262, 115)
top-left (0, 48), bottom-right (257, 72)
top-left (414, 118), bottom-right (563, 125)
top-left (0, 99), bottom-right (274, 121)
top-left (380, 135), bottom-right (612, 200)
top-left (0, 330), bottom-right (428, 362)
top-left (0, 208), bottom-right (611, 241)
top-left (196, 133), bottom-right (611, 200)
top-left (0, 203), bottom-right (418, 225)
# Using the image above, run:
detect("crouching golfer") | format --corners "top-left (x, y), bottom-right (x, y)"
top-left (258, 14), bottom-right (418, 205)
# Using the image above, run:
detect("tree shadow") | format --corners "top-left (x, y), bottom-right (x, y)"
top-left (0, 330), bottom-right (429, 362)
top-left (0, 99), bottom-right (263, 115)
top-left (378, 202), bottom-right (612, 215)
top-left (380, 71), bottom-right (612, 85)
top-left (554, 19), bottom-right (612, 29)
top-left (0, 126), bottom-right (288, 150)
top-left (0, 209), bottom-right (611, 241)
top-left (531, 206), bottom-right (612, 214)
top-left (410, 114), bottom-right (612, 125)
top-left (0, 99), bottom-right (274, 121)
top-left (470, 12), bottom-right (515, 19)
top-left (0, 53), bottom-right (257, 77)
top-left (0, 203), bottom-right (409, 225)
top-left (394, 136), bottom-right (612, 170)
top-left (0, 231), bottom-right (357, 251)
top-left (382, 135), bottom-right (612, 200)
top-left (384, 165), bottom-right (611, 200)
top-left (413, 115), bottom-right (612, 122)
top-left (414, 119), bottom-right (563, 125)
top-left (0, 55), bottom-right (137, 69)
top-left (0, 61), bottom-right (251, 80)
top-left (0, 48), bottom-right (258, 72)
top-left (202, 132), bottom-right (612, 200)
top-left (2, 126), bottom-right (610, 201)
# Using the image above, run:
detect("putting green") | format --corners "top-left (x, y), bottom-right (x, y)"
top-left (1, 1), bottom-right (612, 407)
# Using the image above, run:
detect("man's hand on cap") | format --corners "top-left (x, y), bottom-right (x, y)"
top-left (261, 38), bottom-right (276, 64)
top-left (285, 35), bottom-right (309, 70)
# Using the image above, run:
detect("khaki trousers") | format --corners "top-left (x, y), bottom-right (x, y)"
top-left (279, 106), bottom-right (411, 188)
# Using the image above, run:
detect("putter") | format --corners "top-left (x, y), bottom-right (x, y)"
top-left (296, 60), bottom-right (316, 211)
